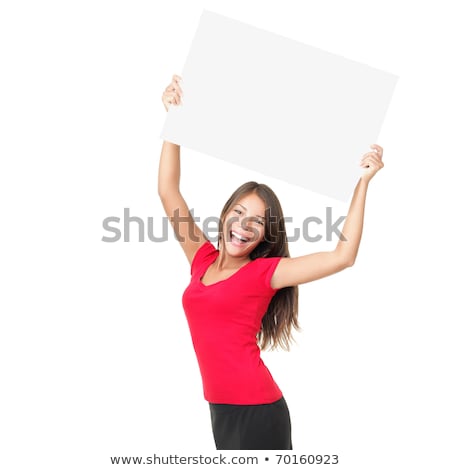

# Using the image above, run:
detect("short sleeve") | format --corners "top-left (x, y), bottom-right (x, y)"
top-left (190, 240), bottom-right (217, 276)
top-left (253, 256), bottom-right (283, 292)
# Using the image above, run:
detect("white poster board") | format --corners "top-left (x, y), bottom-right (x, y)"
top-left (161, 10), bottom-right (398, 202)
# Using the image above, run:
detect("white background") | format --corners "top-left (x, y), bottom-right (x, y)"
top-left (1, 1), bottom-right (449, 469)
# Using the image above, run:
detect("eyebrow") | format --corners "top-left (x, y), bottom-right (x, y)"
top-left (236, 203), bottom-right (266, 220)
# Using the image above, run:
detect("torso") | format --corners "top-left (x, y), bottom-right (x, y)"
top-left (200, 259), bottom-right (252, 286)
top-left (182, 240), bottom-right (283, 404)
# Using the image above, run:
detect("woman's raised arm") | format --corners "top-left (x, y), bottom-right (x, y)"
top-left (158, 75), bottom-right (208, 264)
top-left (271, 145), bottom-right (384, 289)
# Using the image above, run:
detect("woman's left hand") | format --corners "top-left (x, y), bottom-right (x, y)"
top-left (360, 144), bottom-right (384, 183)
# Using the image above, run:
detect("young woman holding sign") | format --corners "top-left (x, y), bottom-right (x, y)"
top-left (158, 74), bottom-right (384, 450)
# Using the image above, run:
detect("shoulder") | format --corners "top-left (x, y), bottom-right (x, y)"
top-left (190, 239), bottom-right (218, 276)
top-left (251, 256), bottom-right (284, 292)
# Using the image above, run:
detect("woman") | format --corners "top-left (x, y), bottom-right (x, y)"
top-left (158, 74), bottom-right (384, 450)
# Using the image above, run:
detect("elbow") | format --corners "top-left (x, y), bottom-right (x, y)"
top-left (336, 252), bottom-right (355, 269)
top-left (344, 256), bottom-right (356, 268)
top-left (157, 185), bottom-right (165, 201)
top-left (158, 186), bottom-right (181, 204)
top-left (157, 184), bottom-right (172, 201)
top-left (335, 248), bottom-right (356, 269)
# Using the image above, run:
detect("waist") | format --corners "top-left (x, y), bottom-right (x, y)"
top-left (209, 395), bottom-right (286, 408)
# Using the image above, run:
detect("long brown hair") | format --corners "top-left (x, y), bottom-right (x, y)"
top-left (217, 181), bottom-right (301, 351)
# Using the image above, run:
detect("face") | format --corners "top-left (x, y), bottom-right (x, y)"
top-left (221, 193), bottom-right (266, 258)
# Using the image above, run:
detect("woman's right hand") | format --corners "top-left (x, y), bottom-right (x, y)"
top-left (162, 74), bottom-right (183, 112)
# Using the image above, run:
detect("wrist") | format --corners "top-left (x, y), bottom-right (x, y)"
top-left (359, 176), bottom-right (371, 187)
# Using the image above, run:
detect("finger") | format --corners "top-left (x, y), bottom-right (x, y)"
top-left (360, 155), bottom-right (377, 166)
top-left (173, 82), bottom-right (183, 96)
top-left (360, 156), bottom-right (383, 169)
top-left (360, 159), bottom-right (372, 168)
top-left (166, 91), bottom-right (180, 105)
top-left (167, 77), bottom-right (182, 92)
top-left (165, 79), bottom-right (183, 94)
top-left (171, 75), bottom-right (183, 95)
top-left (362, 154), bottom-right (381, 164)
top-left (163, 92), bottom-right (173, 106)
top-left (173, 90), bottom-right (182, 104)
top-left (370, 144), bottom-right (383, 157)
top-left (165, 83), bottom-right (183, 96)
top-left (360, 151), bottom-right (378, 161)
top-left (165, 83), bottom-right (182, 101)
top-left (365, 150), bottom-right (383, 160)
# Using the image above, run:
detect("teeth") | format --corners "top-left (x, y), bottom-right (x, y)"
top-left (231, 231), bottom-right (248, 242)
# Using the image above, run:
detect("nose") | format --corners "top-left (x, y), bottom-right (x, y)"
top-left (239, 217), bottom-right (255, 234)
top-left (239, 222), bottom-right (257, 241)
top-left (240, 218), bottom-right (249, 230)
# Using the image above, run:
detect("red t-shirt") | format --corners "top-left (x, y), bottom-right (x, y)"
top-left (182, 240), bottom-right (284, 405)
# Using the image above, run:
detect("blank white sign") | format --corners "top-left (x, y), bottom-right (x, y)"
top-left (161, 10), bottom-right (398, 202)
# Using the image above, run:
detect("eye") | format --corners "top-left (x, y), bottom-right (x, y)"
top-left (234, 209), bottom-right (242, 215)
top-left (256, 220), bottom-right (264, 226)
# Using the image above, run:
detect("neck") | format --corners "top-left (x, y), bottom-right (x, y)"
top-left (216, 244), bottom-right (250, 270)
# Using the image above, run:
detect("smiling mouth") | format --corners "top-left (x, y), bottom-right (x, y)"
top-left (230, 230), bottom-right (250, 244)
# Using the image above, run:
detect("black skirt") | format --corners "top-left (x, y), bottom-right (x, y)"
top-left (209, 396), bottom-right (293, 450)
